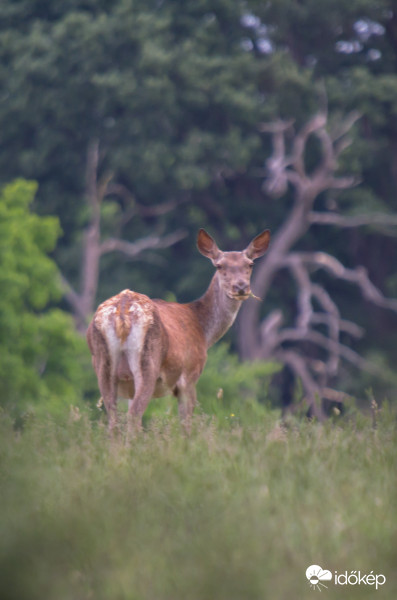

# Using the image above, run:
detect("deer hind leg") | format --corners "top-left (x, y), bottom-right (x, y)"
top-left (127, 374), bottom-right (157, 436)
top-left (126, 352), bottom-right (160, 435)
top-left (125, 316), bottom-right (164, 435)
top-left (96, 358), bottom-right (118, 432)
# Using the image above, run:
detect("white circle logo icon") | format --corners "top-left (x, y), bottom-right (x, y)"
top-left (306, 565), bottom-right (333, 591)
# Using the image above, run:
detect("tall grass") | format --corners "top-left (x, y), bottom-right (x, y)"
top-left (0, 406), bottom-right (396, 599)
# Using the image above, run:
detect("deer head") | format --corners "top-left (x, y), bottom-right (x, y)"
top-left (197, 228), bottom-right (271, 300)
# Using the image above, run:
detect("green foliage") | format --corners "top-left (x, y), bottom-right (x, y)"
top-left (197, 343), bottom-right (281, 424)
top-left (0, 407), bottom-right (396, 600)
top-left (0, 180), bottom-right (60, 306)
top-left (0, 0), bottom-right (265, 204)
top-left (0, 180), bottom-right (91, 415)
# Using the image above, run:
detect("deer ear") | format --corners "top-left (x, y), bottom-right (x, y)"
top-left (245, 229), bottom-right (271, 260)
top-left (197, 229), bottom-right (222, 261)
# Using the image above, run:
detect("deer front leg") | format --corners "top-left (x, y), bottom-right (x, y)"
top-left (177, 383), bottom-right (197, 435)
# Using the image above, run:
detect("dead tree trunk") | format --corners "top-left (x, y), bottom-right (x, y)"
top-left (238, 112), bottom-right (397, 418)
top-left (61, 139), bottom-right (186, 332)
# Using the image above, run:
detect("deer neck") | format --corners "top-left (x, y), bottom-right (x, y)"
top-left (190, 274), bottom-right (242, 348)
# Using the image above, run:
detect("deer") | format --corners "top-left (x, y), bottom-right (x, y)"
top-left (86, 228), bottom-right (270, 433)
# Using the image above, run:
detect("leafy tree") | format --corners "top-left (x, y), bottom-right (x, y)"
top-left (0, 179), bottom-right (90, 416)
top-left (0, 0), bottom-right (268, 306)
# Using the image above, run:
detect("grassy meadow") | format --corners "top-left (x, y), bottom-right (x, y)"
top-left (0, 404), bottom-right (396, 600)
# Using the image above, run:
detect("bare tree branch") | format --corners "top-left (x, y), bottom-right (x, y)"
top-left (332, 110), bottom-right (362, 143)
top-left (274, 349), bottom-right (326, 420)
top-left (309, 211), bottom-right (397, 228)
top-left (291, 112), bottom-right (328, 180)
top-left (260, 119), bottom-right (294, 197)
top-left (85, 139), bottom-right (100, 212)
top-left (107, 182), bottom-right (187, 220)
top-left (322, 388), bottom-right (353, 403)
top-left (276, 328), bottom-right (378, 373)
top-left (294, 251), bottom-right (397, 312)
top-left (99, 230), bottom-right (187, 258)
top-left (310, 314), bottom-right (364, 338)
top-left (59, 274), bottom-right (87, 326)
top-left (259, 309), bottom-right (284, 358)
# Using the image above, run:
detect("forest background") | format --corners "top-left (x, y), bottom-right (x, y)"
top-left (2, 0), bottom-right (397, 420)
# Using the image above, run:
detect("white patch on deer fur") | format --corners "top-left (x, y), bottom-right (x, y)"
top-left (104, 326), bottom-right (122, 370)
top-left (98, 303), bottom-right (117, 318)
top-left (124, 320), bottom-right (146, 378)
top-left (123, 299), bottom-right (154, 377)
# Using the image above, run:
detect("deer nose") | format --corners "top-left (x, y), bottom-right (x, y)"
top-left (232, 281), bottom-right (249, 296)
